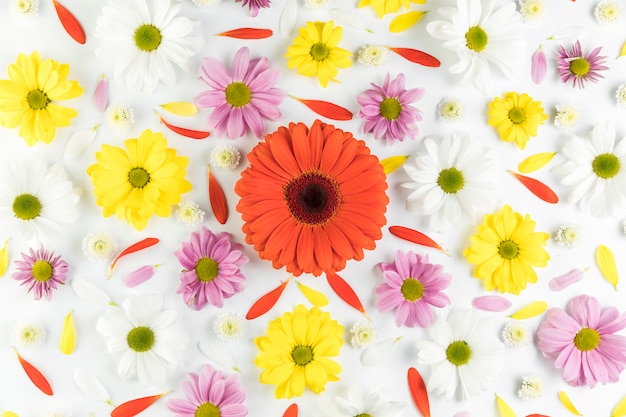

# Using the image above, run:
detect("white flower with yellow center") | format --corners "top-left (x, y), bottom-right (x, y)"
top-left (305, 0), bottom-right (328, 8)
top-left (11, 320), bottom-right (46, 349)
top-left (82, 231), bottom-right (117, 262)
top-left (357, 45), bottom-right (390, 68)
top-left (333, 385), bottom-right (404, 417)
top-left (210, 144), bottom-right (241, 170)
top-left (502, 321), bottom-right (530, 347)
top-left (12, 0), bottom-right (38, 16)
top-left (213, 312), bottom-right (244, 341)
top-left (175, 200), bottom-right (205, 226)
top-left (594, 0), bottom-right (621, 23)
top-left (437, 98), bottom-right (465, 121)
top-left (107, 103), bottom-right (134, 134)
top-left (192, 0), bottom-right (220, 7)
top-left (554, 103), bottom-right (581, 128)
top-left (519, 0), bottom-right (546, 23)
top-left (615, 83), bottom-right (626, 108)
top-left (350, 320), bottom-right (376, 348)
top-left (554, 224), bottom-right (582, 247)
top-left (518, 375), bottom-right (544, 400)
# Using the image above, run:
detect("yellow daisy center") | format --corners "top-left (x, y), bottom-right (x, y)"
top-left (126, 326), bottom-right (155, 352)
top-left (195, 257), bottom-right (219, 282)
top-left (128, 167), bottom-right (151, 188)
top-left (437, 168), bottom-right (465, 193)
top-left (446, 340), bottom-right (471, 366)
top-left (401, 278), bottom-right (424, 302)
top-left (569, 58), bottom-right (590, 76)
top-left (498, 240), bottom-right (519, 260)
top-left (12, 193), bottom-right (42, 220)
top-left (592, 153), bottom-right (620, 179)
top-left (27, 89), bottom-right (50, 110)
top-left (292, 345), bottom-right (314, 366)
top-left (465, 26), bottom-right (488, 52)
top-left (355, 414), bottom-right (373, 417)
top-left (310, 42), bottom-right (330, 62)
top-left (379, 98), bottom-right (402, 120)
top-left (508, 107), bottom-right (526, 124)
top-left (134, 24), bottom-right (162, 52)
top-left (195, 402), bottom-right (220, 417)
top-left (32, 260), bottom-right (53, 282)
top-left (574, 327), bottom-right (600, 351)
top-left (225, 82), bottom-right (252, 108)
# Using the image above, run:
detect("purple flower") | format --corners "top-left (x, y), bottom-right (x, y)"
top-left (375, 250), bottom-right (451, 327)
top-left (167, 364), bottom-right (248, 417)
top-left (12, 246), bottom-right (68, 301)
top-left (356, 73), bottom-right (424, 145)
top-left (557, 40), bottom-right (608, 88)
top-left (537, 294), bottom-right (626, 387)
top-left (235, 0), bottom-right (270, 17)
top-left (195, 46), bottom-right (285, 139)
top-left (175, 227), bottom-right (248, 310)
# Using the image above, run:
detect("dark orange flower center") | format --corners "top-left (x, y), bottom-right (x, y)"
top-left (284, 172), bottom-right (341, 225)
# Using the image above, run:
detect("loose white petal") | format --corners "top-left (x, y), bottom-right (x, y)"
top-left (198, 339), bottom-right (240, 372)
top-left (360, 337), bottom-right (402, 367)
top-left (71, 277), bottom-right (115, 306)
top-left (64, 125), bottom-right (100, 160)
top-left (330, 8), bottom-right (372, 32)
top-left (279, 0), bottom-right (298, 38)
top-left (73, 368), bottom-right (113, 405)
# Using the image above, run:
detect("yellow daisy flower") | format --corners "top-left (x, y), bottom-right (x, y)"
top-left (0, 51), bottom-right (83, 146)
top-left (358, 0), bottom-right (425, 18)
top-left (87, 129), bottom-right (192, 231)
top-left (487, 92), bottom-right (548, 150)
top-left (285, 21), bottom-right (352, 88)
top-left (463, 204), bottom-right (550, 295)
top-left (254, 304), bottom-right (343, 399)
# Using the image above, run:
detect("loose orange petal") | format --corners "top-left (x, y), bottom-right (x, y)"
top-left (13, 348), bottom-right (53, 396)
top-left (408, 367), bottom-right (430, 417)
top-left (155, 112), bottom-right (210, 139)
top-left (389, 47), bottom-right (440, 67)
top-left (53, 0), bottom-right (86, 44)
top-left (208, 165), bottom-right (228, 225)
top-left (526, 415), bottom-right (551, 417)
top-left (108, 237), bottom-right (159, 277)
top-left (388, 225), bottom-right (448, 254)
top-left (509, 171), bottom-right (558, 204)
top-left (246, 277), bottom-right (293, 320)
top-left (282, 403), bottom-right (298, 417)
top-left (290, 96), bottom-right (353, 121)
top-left (111, 393), bottom-right (168, 417)
top-left (326, 272), bottom-right (368, 317)
top-left (216, 28), bottom-right (273, 39)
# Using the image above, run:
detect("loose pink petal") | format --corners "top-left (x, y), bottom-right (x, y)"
top-left (92, 74), bottom-right (109, 112)
top-left (454, 412), bottom-right (470, 417)
top-left (472, 295), bottom-right (512, 312)
top-left (549, 268), bottom-right (585, 291)
top-left (124, 264), bottom-right (160, 288)
top-left (531, 46), bottom-right (547, 84)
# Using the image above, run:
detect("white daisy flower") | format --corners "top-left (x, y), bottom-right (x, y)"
top-left (518, 375), bottom-right (544, 400)
top-left (437, 98), bottom-right (465, 122)
top-left (615, 83), bottom-right (626, 108)
top-left (350, 320), bottom-right (376, 348)
top-left (554, 224), bottom-right (582, 247)
top-left (82, 231), bottom-right (117, 262)
top-left (554, 103), bottom-right (581, 128)
top-left (213, 312), bottom-right (244, 341)
top-left (96, 294), bottom-right (187, 386)
top-left (502, 321), bottom-right (531, 347)
top-left (426, 0), bottom-right (524, 93)
top-left (107, 103), bottom-right (134, 134)
top-left (594, 0), bottom-right (621, 23)
top-left (518, 0), bottom-right (546, 23)
top-left (333, 385), bottom-right (404, 417)
top-left (95, 0), bottom-right (202, 93)
top-left (553, 122), bottom-right (626, 217)
top-left (357, 45), bottom-right (390, 68)
top-left (401, 133), bottom-right (498, 232)
top-left (210, 144), bottom-right (241, 170)
top-left (416, 308), bottom-right (504, 400)
top-left (192, 0), bottom-right (220, 7)
top-left (175, 200), bottom-right (205, 226)
top-left (0, 156), bottom-right (80, 244)
top-left (12, 0), bottom-right (38, 16)
top-left (305, 0), bottom-right (328, 8)
top-left (11, 320), bottom-right (46, 349)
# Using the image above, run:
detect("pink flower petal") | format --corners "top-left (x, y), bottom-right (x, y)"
top-left (125, 264), bottom-right (159, 288)
top-left (92, 74), bottom-right (109, 112)
top-left (531, 46), bottom-right (547, 85)
top-left (549, 268), bottom-right (585, 291)
top-left (472, 295), bottom-right (512, 312)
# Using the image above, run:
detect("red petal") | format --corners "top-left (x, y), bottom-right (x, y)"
top-left (208, 166), bottom-right (229, 224)
top-left (326, 272), bottom-right (367, 316)
top-left (156, 112), bottom-right (210, 139)
top-left (216, 28), bottom-right (273, 39)
top-left (246, 277), bottom-right (292, 320)
top-left (389, 47), bottom-right (440, 67)
top-left (109, 237), bottom-right (159, 277)
top-left (509, 171), bottom-right (559, 204)
top-left (388, 226), bottom-right (448, 254)
top-left (53, 0), bottom-right (86, 44)
top-left (408, 367), bottom-right (430, 417)
top-left (290, 96), bottom-right (353, 121)
top-left (14, 349), bottom-right (53, 396)
top-left (111, 393), bottom-right (167, 417)
top-left (282, 403), bottom-right (298, 417)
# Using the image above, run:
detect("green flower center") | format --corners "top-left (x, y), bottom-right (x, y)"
top-left (126, 326), bottom-right (155, 352)
top-left (12, 193), bottom-right (42, 220)
top-left (498, 240), bottom-right (519, 260)
top-left (32, 260), bottom-right (53, 282)
top-left (379, 98), bottom-right (402, 120)
top-left (400, 278), bottom-right (424, 302)
top-left (569, 58), bottom-right (590, 76)
top-left (292, 345), bottom-right (314, 366)
top-left (310, 42), bottom-right (330, 62)
top-left (446, 340), bottom-right (471, 366)
top-left (134, 24), bottom-right (162, 52)
top-left (508, 107), bottom-right (526, 124)
top-left (592, 153), bottom-right (620, 179)
top-left (128, 167), bottom-right (151, 188)
top-left (574, 327), bottom-right (600, 351)
top-left (355, 414), bottom-right (372, 417)
top-left (27, 89), bottom-right (50, 110)
top-left (195, 257), bottom-right (219, 282)
top-left (465, 26), bottom-right (488, 52)
top-left (195, 402), bottom-right (220, 417)
top-left (225, 82), bottom-right (252, 108)
top-left (437, 167), bottom-right (465, 193)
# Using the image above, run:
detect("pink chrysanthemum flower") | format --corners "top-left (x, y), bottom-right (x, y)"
top-left (557, 40), bottom-right (608, 89)
top-left (174, 226), bottom-right (248, 310)
top-left (356, 73), bottom-right (424, 144)
top-left (537, 294), bottom-right (626, 387)
top-left (167, 364), bottom-right (247, 417)
top-left (235, 0), bottom-right (270, 16)
top-left (375, 251), bottom-right (451, 327)
top-left (12, 246), bottom-right (68, 301)
top-left (195, 47), bottom-right (285, 139)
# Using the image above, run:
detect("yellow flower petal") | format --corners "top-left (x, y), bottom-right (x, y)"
top-left (596, 244), bottom-right (618, 290)
top-left (59, 310), bottom-right (75, 355)
top-left (509, 301), bottom-right (548, 320)
top-left (559, 390), bottom-right (583, 416)
top-left (0, 239), bottom-right (9, 278)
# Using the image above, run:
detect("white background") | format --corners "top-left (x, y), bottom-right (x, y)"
top-left (1, 0), bottom-right (626, 416)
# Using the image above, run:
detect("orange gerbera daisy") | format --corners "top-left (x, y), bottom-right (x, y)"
top-left (235, 119), bottom-right (389, 276)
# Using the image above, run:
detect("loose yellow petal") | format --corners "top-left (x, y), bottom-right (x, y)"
top-left (517, 152), bottom-right (557, 173)
top-left (2, 412), bottom-right (19, 417)
top-left (559, 390), bottom-right (583, 416)
top-left (618, 41), bottom-right (626, 59)
top-left (380, 155), bottom-right (409, 174)
top-left (596, 245), bottom-right (618, 290)
top-left (0, 239), bottom-right (9, 278)
top-left (495, 394), bottom-right (517, 417)
top-left (612, 394), bottom-right (626, 417)
top-left (389, 11), bottom-right (428, 33)
top-left (508, 301), bottom-right (548, 320)
top-left (60, 310), bottom-right (76, 355)
top-left (296, 281), bottom-right (328, 307)
top-left (159, 102), bottom-right (198, 117)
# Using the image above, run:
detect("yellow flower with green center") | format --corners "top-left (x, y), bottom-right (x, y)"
top-left (285, 21), bottom-right (352, 88)
top-left (254, 304), bottom-right (343, 399)
top-left (487, 92), bottom-right (548, 150)
top-left (0, 51), bottom-right (83, 146)
top-left (358, 0), bottom-right (425, 18)
top-left (87, 129), bottom-right (192, 231)
top-left (463, 204), bottom-right (550, 295)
